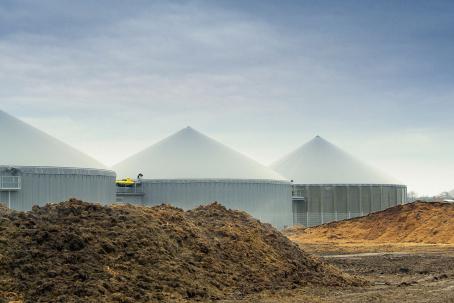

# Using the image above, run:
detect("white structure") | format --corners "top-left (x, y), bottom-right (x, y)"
top-left (113, 127), bottom-right (292, 228)
top-left (271, 136), bottom-right (407, 227)
top-left (0, 110), bottom-right (115, 210)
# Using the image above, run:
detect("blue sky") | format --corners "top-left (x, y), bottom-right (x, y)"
top-left (1, 0), bottom-right (453, 195)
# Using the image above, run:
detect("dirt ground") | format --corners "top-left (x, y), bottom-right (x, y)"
top-left (2, 201), bottom-right (453, 302)
top-left (221, 244), bottom-right (454, 303)
top-left (285, 202), bottom-right (454, 245)
top-left (0, 200), bottom-right (360, 303)
top-left (225, 201), bottom-right (454, 303)
top-left (226, 202), bottom-right (454, 303)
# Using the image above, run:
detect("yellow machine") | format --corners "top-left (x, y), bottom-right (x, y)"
top-left (115, 177), bottom-right (135, 187)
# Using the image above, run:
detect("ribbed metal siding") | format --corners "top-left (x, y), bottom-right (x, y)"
top-left (120, 179), bottom-right (292, 229)
top-left (292, 198), bottom-right (307, 226)
top-left (0, 166), bottom-right (116, 211)
top-left (307, 186), bottom-right (321, 226)
top-left (336, 186), bottom-right (348, 221)
top-left (292, 184), bottom-right (407, 227)
top-left (321, 186), bottom-right (335, 224)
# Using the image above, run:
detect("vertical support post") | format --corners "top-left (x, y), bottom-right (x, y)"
top-left (292, 198), bottom-right (295, 225)
top-left (320, 185), bottom-right (323, 225)
top-left (396, 186), bottom-right (399, 206)
top-left (404, 187), bottom-right (407, 205)
top-left (346, 185), bottom-right (350, 219)
top-left (370, 186), bottom-right (373, 212)
top-left (380, 186), bottom-right (384, 210)
top-left (8, 191), bottom-right (11, 209)
top-left (359, 186), bottom-right (363, 216)
top-left (306, 186), bottom-right (309, 227)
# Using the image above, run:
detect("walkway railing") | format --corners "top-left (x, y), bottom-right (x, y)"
top-left (116, 185), bottom-right (144, 194)
top-left (0, 176), bottom-right (21, 191)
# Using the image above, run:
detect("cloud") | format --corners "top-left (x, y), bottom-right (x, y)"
top-left (0, 0), bottom-right (453, 195)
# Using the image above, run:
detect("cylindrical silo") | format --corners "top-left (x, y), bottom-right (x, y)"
top-left (0, 111), bottom-right (115, 210)
top-left (271, 136), bottom-right (407, 227)
top-left (113, 127), bottom-right (292, 228)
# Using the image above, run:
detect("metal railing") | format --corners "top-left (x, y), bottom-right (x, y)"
top-left (116, 185), bottom-right (144, 194)
top-left (0, 176), bottom-right (21, 191)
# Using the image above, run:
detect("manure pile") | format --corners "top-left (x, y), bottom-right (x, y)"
top-left (0, 204), bottom-right (10, 215)
top-left (285, 201), bottom-right (454, 245)
top-left (0, 199), bottom-right (360, 303)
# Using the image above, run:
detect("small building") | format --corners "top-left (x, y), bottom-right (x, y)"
top-left (113, 127), bottom-right (292, 228)
top-left (0, 111), bottom-right (115, 210)
top-left (271, 136), bottom-right (407, 227)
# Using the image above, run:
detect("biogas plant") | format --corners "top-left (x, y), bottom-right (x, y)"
top-left (0, 110), bottom-right (407, 228)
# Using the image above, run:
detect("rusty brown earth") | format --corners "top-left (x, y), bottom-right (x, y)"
top-left (273, 201), bottom-right (454, 303)
top-left (2, 201), bottom-right (453, 302)
top-left (0, 200), bottom-right (361, 303)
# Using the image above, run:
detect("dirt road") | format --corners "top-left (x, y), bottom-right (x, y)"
top-left (221, 246), bottom-right (454, 303)
top-left (320, 248), bottom-right (454, 302)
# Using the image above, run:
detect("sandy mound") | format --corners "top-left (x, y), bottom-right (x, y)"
top-left (0, 199), bottom-right (361, 302)
top-left (285, 201), bottom-right (454, 245)
top-left (279, 224), bottom-right (306, 238)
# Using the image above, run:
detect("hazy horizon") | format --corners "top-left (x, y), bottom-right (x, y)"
top-left (1, 0), bottom-right (453, 196)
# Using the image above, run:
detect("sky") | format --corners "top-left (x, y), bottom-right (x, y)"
top-left (0, 0), bottom-right (453, 196)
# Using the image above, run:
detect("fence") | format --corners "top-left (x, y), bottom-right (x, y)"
top-left (0, 176), bottom-right (21, 191)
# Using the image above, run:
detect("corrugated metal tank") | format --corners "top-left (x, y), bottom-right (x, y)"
top-left (113, 127), bottom-right (292, 228)
top-left (0, 111), bottom-right (116, 210)
top-left (271, 136), bottom-right (407, 227)
top-left (0, 166), bottom-right (115, 210)
top-left (292, 184), bottom-right (407, 226)
top-left (128, 179), bottom-right (291, 228)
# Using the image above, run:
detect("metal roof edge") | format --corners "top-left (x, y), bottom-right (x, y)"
top-left (138, 178), bottom-right (292, 185)
top-left (0, 165), bottom-right (116, 177)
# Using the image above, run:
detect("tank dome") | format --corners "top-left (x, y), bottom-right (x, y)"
top-left (0, 110), bottom-right (106, 169)
top-left (271, 136), bottom-right (401, 185)
top-left (114, 127), bottom-right (286, 181)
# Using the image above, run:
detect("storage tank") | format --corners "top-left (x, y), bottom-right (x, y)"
top-left (0, 110), bottom-right (115, 210)
top-left (113, 127), bottom-right (292, 228)
top-left (271, 136), bottom-right (407, 227)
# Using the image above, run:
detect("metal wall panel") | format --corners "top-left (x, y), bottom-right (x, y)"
top-left (120, 179), bottom-right (292, 229)
top-left (1, 166), bottom-right (116, 210)
top-left (292, 184), bottom-right (408, 227)
top-left (382, 186), bottom-right (391, 209)
top-left (361, 186), bottom-right (372, 214)
top-left (292, 198), bottom-right (307, 227)
top-left (307, 186), bottom-right (322, 226)
top-left (116, 194), bottom-right (144, 204)
top-left (371, 186), bottom-right (382, 212)
top-left (348, 186), bottom-right (361, 218)
top-left (335, 186), bottom-right (348, 221)
top-left (321, 186), bottom-right (335, 224)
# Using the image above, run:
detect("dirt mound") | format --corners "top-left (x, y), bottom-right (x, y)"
top-left (0, 204), bottom-right (10, 215)
top-left (279, 224), bottom-right (306, 238)
top-left (285, 201), bottom-right (454, 245)
top-left (0, 199), bottom-right (361, 302)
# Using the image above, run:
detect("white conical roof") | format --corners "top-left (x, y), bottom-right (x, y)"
top-left (0, 110), bottom-right (106, 169)
top-left (271, 136), bottom-right (402, 185)
top-left (113, 127), bottom-right (287, 181)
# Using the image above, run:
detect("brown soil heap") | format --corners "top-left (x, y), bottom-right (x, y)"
top-left (285, 201), bottom-right (454, 245)
top-left (0, 199), bottom-right (361, 303)
top-left (0, 204), bottom-right (10, 215)
top-left (280, 224), bottom-right (306, 238)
